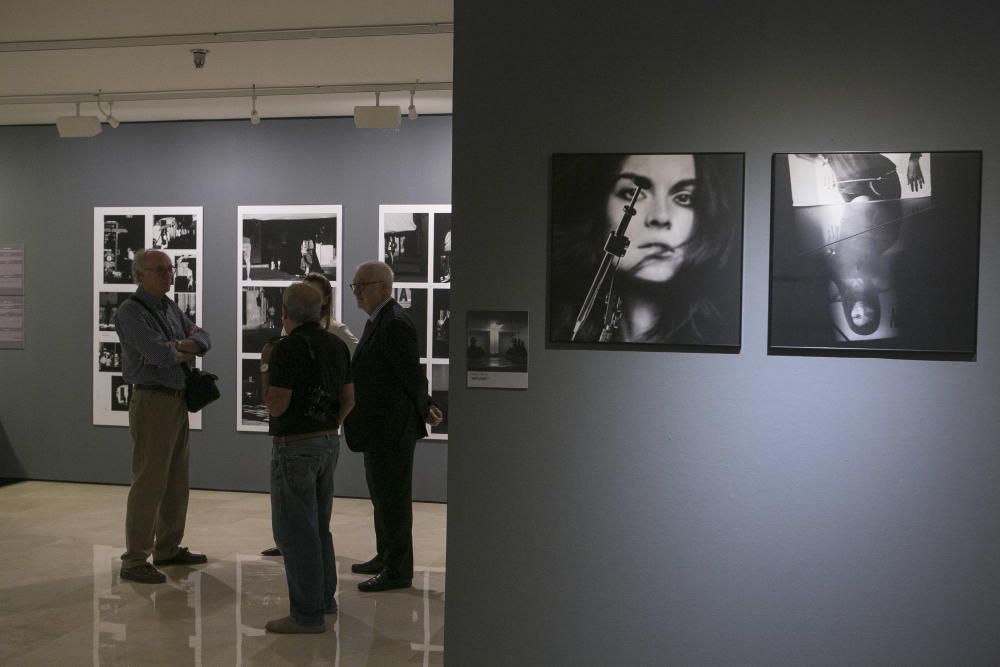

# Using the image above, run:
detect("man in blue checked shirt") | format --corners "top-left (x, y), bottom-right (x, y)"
top-left (114, 249), bottom-right (212, 584)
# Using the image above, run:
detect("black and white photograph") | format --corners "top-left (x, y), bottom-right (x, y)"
top-left (432, 289), bottom-right (451, 358)
top-left (433, 212), bottom-right (452, 283)
top-left (94, 206), bottom-right (204, 429)
top-left (102, 215), bottom-right (144, 284)
top-left (97, 292), bottom-right (132, 331)
top-left (152, 214), bottom-right (197, 249)
top-left (242, 214), bottom-right (339, 281)
top-left (110, 376), bottom-right (132, 411)
top-left (430, 363), bottom-right (449, 435)
top-left (242, 286), bottom-right (285, 353)
top-left (769, 152), bottom-right (982, 356)
top-left (236, 205), bottom-right (343, 432)
top-left (549, 153), bottom-right (744, 349)
top-left (173, 255), bottom-right (197, 292)
top-left (383, 211), bottom-right (429, 281)
top-left (393, 286), bottom-right (427, 354)
top-left (466, 310), bottom-right (529, 389)
top-left (241, 359), bottom-right (267, 427)
top-left (380, 204), bottom-right (452, 439)
top-left (98, 342), bottom-right (122, 373)
top-left (175, 292), bottom-right (197, 322)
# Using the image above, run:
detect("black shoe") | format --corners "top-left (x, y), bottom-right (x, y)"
top-left (351, 556), bottom-right (383, 574)
top-left (357, 571), bottom-right (411, 592)
top-left (261, 547), bottom-right (282, 557)
top-left (120, 562), bottom-right (166, 584)
top-left (153, 547), bottom-right (208, 566)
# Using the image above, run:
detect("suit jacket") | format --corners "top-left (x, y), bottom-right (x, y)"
top-left (344, 299), bottom-right (429, 452)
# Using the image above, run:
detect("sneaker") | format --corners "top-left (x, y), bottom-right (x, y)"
top-left (265, 616), bottom-right (326, 634)
top-left (120, 562), bottom-right (166, 584)
top-left (153, 547), bottom-right (208, 566)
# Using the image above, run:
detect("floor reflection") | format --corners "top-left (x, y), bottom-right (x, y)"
top-left (2, 481), bottom-right (445, 666)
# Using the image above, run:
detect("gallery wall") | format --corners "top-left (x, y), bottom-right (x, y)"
top-left (447, 1), bottom-right (1000, 664)
top-left (0, 115), bottom-right (452, 502)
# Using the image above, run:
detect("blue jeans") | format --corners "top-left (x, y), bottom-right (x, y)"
top-left (270, 435), bottom-right (339, 626)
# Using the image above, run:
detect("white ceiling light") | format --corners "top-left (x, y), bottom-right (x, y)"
top-left (56, 102), bottom-right (101, 138)
top-left (354, 91), bottom-right (400, 129)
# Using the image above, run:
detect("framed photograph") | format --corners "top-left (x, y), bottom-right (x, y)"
top-left (240, 358), bottom-right (268, 429)
top-left (237, 205), bottom-right (343, 432)
top-left (379, 205), bottom-right (453, 440)
top-left (93, 207), bottom-right (205, 428)
top-left (152, 214), bottom-right (197, 250)
top-left (768, 152), bottom-right (982, 357)
top-left (241, 210), bottom-right (340, 282)
top-left (466, 310), bottom-right (529, 389)
top-left (101, 214), bottom-right (144, 284)
top-left (383, 211), bottom-right (429, 282)
top-left (548, 153), bottom-right (744, 350)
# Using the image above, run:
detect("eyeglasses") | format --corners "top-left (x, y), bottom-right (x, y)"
top-left (349, 280), bottom-right (382, 291)
top-left (144, 266), bottom-right (174, 275)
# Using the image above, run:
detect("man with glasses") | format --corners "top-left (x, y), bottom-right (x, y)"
top-left (114, 249), bottom-right (212, 584)
top-left (344, 261), bottom-right (443, 592)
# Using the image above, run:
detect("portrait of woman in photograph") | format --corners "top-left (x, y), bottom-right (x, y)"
top-left (549, 153), bottom-right (744, 347)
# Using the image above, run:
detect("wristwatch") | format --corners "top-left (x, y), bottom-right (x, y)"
top-left (260, 363), bottom-right (269, 372)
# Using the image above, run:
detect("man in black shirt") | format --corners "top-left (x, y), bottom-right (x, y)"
top-left (260, 283), bottom-right (354, 634)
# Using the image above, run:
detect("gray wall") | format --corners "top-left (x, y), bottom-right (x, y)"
top-left (0, 115), bottom-right (451, 502)
top-left (447, 2), bottom-right (1000, 665)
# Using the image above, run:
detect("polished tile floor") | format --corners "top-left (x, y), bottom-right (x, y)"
top-left (0, 480), bottom-right (446, 666)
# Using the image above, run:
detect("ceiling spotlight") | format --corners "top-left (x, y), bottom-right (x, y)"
top-left (106, 103), bottom-right (121, 128)
top-left (97, 94), bottom-right (120, 128)
top-left (191, 48), bottom-right (209, 69)
top-left (354, 91), bottom-right (401, 129)
top-left (408, 88), bottom-right (418, 120)
top-left (56, 102), bottom-right (102, 138)
top-left (250, 84), bottom-right (261, 125)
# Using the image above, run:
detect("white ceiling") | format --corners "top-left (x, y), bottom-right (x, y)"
top-left (0, 0), bottom-right (453, 126)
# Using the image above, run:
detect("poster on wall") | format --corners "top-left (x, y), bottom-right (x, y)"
top-left (237, 205), bottom-right (343, 431)
top-left (92, 207), bottom-right (205, 427)
top-left (466, 310), bottom-right (528, 389)
top-left (380, 205), bottom-right (452, 439)
top-left (548, 153), bottom-right (744, 349)
top-left (768, 152), bottom-right (982, 356)
top-left (0, 296), bottom-right (25, 349)
top-left (0, 244), bottom-right (25, 295)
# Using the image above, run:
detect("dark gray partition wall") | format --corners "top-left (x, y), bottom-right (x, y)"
top-left (0, 115), bottom-right (451, 502)
top-left (448, 2), bottom-right (1000, 665)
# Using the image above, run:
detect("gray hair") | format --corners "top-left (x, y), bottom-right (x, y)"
top-left (356, 260), bottom-right (394, 286)
top-left (282, 282), bottom-right (322, 324)
top-left (132, 248), bottom-right (163, 283)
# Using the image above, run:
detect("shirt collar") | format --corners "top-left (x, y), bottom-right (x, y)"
top-left (368, 297), bottom-right (393, 321)
top-left (135, 286), bottom-right (169, 310)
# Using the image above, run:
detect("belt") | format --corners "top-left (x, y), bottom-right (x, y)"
top-left (273, 429), bottom-right (338, 445)
top-left (134, 384), bottom-right (185, 397)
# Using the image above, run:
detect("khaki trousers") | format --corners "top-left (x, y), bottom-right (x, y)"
top-left (121, 390), bottom-right (190, 567)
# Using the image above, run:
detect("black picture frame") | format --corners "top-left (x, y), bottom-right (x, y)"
top-left (768, 151), bottom-right (982, 359)
top-left (547, 153), bottom-right (744, 351)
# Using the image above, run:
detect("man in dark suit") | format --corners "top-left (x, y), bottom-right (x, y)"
top-left (344, 261), bottom-right (442, 592)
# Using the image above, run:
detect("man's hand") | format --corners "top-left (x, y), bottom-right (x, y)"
top-left (426, 405), bottom-right (444, 427)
